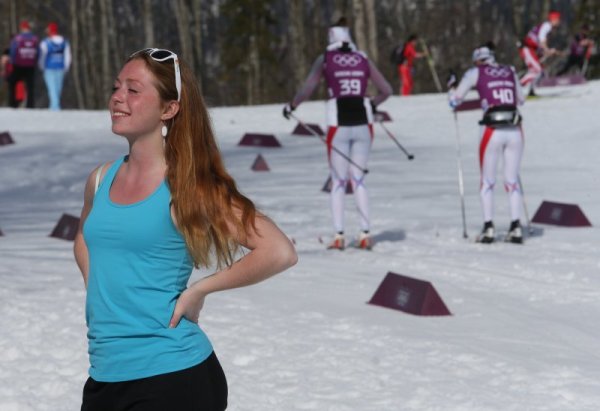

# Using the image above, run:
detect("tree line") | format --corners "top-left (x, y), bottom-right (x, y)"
top-left (1, 0), bottom-right (598, 110)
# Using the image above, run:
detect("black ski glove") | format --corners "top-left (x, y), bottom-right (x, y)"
top-left (282, 103), bottom-right (295, 120)
top-left (370, 100), bottom-right (379, 114)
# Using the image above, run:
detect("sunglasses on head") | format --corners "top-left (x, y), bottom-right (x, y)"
top-left (130, 48), bottom-right (181, 102)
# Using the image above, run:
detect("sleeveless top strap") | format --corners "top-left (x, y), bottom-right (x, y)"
top-left (94, 163), bottom-right (106, 195)
top-left (94, 156), bottom-right (125, 195)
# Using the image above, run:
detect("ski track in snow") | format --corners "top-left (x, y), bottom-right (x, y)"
top-left (1, 82), bottom-right (599, 410)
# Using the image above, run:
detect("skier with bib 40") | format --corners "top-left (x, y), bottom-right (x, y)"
top-left (448, 45), bottom-right (526, 244)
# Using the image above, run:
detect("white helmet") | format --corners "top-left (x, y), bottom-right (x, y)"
top-left (472, 46), bottom-right (495, 64)
top-left (328, 26), bottom-right (353, 45)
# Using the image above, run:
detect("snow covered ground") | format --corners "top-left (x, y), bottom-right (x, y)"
top-left (1, 80), bottom-right (599, 411)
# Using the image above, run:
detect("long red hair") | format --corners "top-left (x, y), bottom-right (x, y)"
top-left (128, 52), bottom-right (256, 268)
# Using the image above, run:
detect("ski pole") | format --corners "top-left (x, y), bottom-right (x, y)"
top-left (377, 120), bottom-right (414, 160)
top-left (419, 39), bottom-right (443, 92)
top-left (542, 51), bottom-right (567, 76)
top-left (452, 111), bottom-right (468, 239)
top-left (581, 54), bottom-right (590, 77)
top-left (289, 113), bottom-right (369, 174)
top-left (581, 58), bottom-right (589, 76)
top-left (518, 174), bottom-right (534, 235)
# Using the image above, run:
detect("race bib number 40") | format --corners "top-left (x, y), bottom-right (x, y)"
top-left (492, 88), bottom-right (514, 105)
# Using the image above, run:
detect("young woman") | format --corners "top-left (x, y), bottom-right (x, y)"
top-left (74, 48), bottom-right (297, 410)
top-left (283, 18), bottom-right (392, 250)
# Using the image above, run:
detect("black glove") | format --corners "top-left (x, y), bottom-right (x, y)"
top-left (446, 70), bottom-right (458, 90)
top-left (370, 100), bottom-right (378, 114)
top-left (282, 103), bottom-right (295, 120)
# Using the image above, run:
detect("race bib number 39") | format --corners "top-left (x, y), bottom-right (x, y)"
top-left (339, 79), bottom-right (361, 96)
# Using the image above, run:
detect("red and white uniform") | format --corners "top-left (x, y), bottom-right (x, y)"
top-left (520, 21), bottom-right (553, 88)
top-left (450, 61), bottom-right (526, 223)
top-left (290, 29), bottom-right (392, 233)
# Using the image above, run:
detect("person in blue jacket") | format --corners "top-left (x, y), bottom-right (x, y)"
top-left (38, 22), bottom-right (71, 110)
top-left (74, 48), bottom-right (297, 411)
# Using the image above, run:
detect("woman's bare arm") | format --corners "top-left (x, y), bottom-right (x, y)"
top-left (170, 213), bottom-right (298, 326)
top-left (74, 164), bottom-right (108, 288)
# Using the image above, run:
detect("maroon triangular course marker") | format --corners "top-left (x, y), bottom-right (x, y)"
top-left (49, 213), bottom-right (80, 241)
top-left (368, 272), bottom-right (451, 316)
top-left (291, 123), bottom-right (324, 136)
top-left (538, 74), bottom-right (586, 87)
top-left (238, 133), bottom-right (282, 147)
top-left (0, 131), bottom-right (15, 146)
top-left (251, 154), bottom-right (270, 171)
top-left (374, 111), bottom-right (392, 122)
top-left (531, 201), bottom-right (591, 227)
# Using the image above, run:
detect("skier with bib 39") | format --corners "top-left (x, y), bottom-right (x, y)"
top-left (282, 17), bottom-right (392, 250)
top-left (448, 45), bottom-right (526, 244)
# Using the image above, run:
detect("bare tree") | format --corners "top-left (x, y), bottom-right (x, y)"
top-left (1, 0), bottom-right (18, 40)
top-left (289, 0), bottom-right (307, 87)
top-left (69, 0), bottom-right (84, 108)
top-left (247, 32), bottom-right (260, 105)
top-left (173, 0), bottom-right (193, 63)
top-left (8, 0), bottom-right (18, 35)
top-left (352, 0), bottom-right (367, 52)
top-left (309, 0), bottom-right (325, 55)
top-left (363, 0), bottom-right (378, 62)
top-left (0, 0), bottom-right (592, 108)
top-left (191, 0), bottom-right (203, 90)
top-left (82, 1), bottom-right (101, 108)
top-left (143, 0), bottom-right (155, 46)
top-left (99, 0), bottom-right (112, 107)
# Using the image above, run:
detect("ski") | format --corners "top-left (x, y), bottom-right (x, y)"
top-left (473, 233), bottom-right (524, 244)
top-left (317, 236), bottom-right (374, 251)
top-left (474, 234), bottom-right (494, 244)
top-left (349, 240), bottom-right (374, 251)
top-left (318, 235), bottom-right (345, 251)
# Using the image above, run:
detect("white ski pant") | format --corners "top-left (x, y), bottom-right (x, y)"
top-left (479, 125), bottom-right (524, 223)
top-left (326, 124), bottom-right (373, 233)
top-left (519, 46), bottom-right (542, 90)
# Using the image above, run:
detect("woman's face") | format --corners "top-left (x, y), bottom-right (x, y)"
top-left (109, 59), bottom-right (165, 139)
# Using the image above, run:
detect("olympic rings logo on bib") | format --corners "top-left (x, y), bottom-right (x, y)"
top-left (484, 66), bottom-right (511, 78)
top-left (333, 54), bottom-right (362, 67)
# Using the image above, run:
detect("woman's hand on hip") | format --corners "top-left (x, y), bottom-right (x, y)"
top-left (169, 286), bottom-right (206, 328)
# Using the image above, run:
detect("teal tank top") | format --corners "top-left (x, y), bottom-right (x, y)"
top-left (83, 156), bottom-right (212, 382)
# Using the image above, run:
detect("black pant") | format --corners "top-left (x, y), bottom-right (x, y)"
top-left (556, 55), bottom-right (585, 76)
top-left (81, 352), bottom-right (228, 411)
top-left (8, 66), bottom-right (35, 108)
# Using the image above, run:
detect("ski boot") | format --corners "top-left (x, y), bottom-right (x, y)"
top-left (327, 232), bottom-right (345, 250)
top-left (357, 231), bottom-right (372, 250)
top-left (477, 221), bottom-right (495, 244)
top-left (505, 220), bottom-right (523, 244)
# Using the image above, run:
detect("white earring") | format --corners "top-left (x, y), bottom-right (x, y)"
top-left (161, 124), bottom-right (168, 137)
